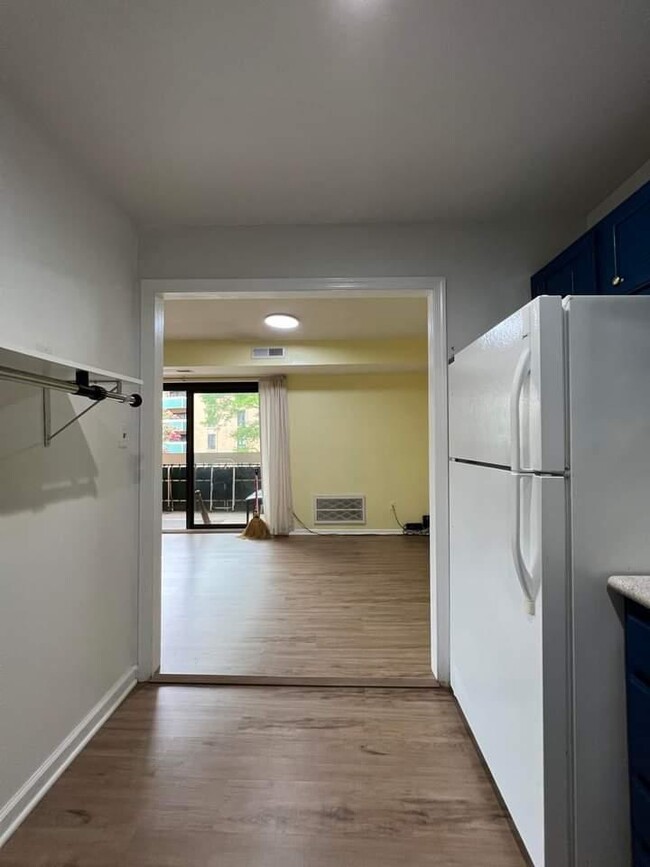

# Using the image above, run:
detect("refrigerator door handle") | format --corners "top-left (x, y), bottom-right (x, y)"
top-left (509, 345), bottom-right (531, 473)
top-left (511, 471), bottom-right (537, 615)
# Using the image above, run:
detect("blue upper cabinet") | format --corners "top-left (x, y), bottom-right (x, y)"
top-left (532, 180), bottom-right (650, 298)
top-left (596, 181), bottom-right (650, 295)
top-left (531, 232), bottom-right (596, 298)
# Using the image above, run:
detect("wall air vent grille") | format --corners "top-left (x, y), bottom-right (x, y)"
top-left (314, 495), bottom-right (366, 524)
top-left (251, 347), bottom-right (287, 359)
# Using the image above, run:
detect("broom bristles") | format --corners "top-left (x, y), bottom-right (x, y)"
top-left (241, 514), bottom-right (271, 540)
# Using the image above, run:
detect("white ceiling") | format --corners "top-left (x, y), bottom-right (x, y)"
top-left (1, 1), bottom-right (649, 227)
top-left (164, 296), bottom-right (428, 341)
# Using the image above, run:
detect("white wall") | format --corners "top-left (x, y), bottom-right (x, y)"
top-left (0, 93), bottom-right (138, 372)
top-left (140, 218), bottom-right (582, 351)
top-left (0, 92), bottom-right (140, 838)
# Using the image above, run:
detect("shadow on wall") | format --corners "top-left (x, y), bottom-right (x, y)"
top-left (0, 381), bottom-right (98, 513)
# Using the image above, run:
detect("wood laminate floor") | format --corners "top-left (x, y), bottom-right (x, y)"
top-left (0, 685), bottom-right (527, 867)
top-left (161, 534), bottom-right (432, 679)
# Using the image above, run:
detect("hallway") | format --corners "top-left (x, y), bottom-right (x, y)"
top-left (0, 685), bottom-right (527, 867)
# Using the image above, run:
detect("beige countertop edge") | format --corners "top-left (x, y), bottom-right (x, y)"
top-left (608, 575), bottom-right (650, 610)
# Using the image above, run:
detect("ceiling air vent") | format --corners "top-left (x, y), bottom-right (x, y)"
top-left (251, 346), bottom-right (287, 359)
top-left (314, 495), bottom-right (366, 524)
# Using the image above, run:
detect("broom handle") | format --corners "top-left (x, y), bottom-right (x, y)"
top-left (254, 469), bottom-right (259, 514)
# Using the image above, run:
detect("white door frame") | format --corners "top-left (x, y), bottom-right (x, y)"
top-left (138, 277), bottom-right (450, 683)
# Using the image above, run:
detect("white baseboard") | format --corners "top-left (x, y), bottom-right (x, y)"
top-left (0, 665), bottom-right (138, 848)
top-left (291, 528), bottom-right (404, 536)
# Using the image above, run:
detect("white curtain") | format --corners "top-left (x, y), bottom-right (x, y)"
top-left (259, 376), bottom-right (294, 536)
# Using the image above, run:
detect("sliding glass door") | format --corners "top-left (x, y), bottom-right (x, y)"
top-left (163, 382), bottom-right (260, 531)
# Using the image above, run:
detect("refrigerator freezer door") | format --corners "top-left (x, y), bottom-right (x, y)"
top-left (448, 296), bottom-right (565, 473)
top-left (565, 296), bottom-right (650, 867)
top-left (449, 462), bottom-right (569, 867)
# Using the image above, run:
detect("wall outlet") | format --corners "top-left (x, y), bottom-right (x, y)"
top-left (118, 426), bottom-right (129, 449)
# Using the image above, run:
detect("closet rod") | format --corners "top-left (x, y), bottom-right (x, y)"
top-left (0, 364), bottom-right (142, 407)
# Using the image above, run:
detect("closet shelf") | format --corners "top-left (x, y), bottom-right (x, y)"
top-left (0, 341), bottom-right (142, 385)
top-left (0, 342), bottom-right (143, 447)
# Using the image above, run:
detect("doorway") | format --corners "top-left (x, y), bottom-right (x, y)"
top-left (138, 278), bottom-right (450, 685)
top-left (162, 382), bottom-right (261, 531)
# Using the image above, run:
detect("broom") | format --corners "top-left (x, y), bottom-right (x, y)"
top-left (241, 469), bottom-right (271, 540)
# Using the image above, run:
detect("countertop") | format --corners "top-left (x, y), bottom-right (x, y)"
top-left (608, 575), bottom-right (650, 610)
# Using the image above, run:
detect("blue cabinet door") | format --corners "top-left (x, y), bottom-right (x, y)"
top-left (531, 232), bottom-right (596, 298)
top-left (597, 181), bottom-right (650, 294)
top-left (626, 600), bottom-right (650, 866)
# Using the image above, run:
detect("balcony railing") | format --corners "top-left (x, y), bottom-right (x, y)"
top-left (162, 461), bottom-right (261, 514)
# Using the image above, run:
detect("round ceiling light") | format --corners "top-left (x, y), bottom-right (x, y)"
top-left (264, 314), bottom-right (300, 330)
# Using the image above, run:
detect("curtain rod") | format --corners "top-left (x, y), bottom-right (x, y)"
top-left (0, 364), bottom-right (142, 407)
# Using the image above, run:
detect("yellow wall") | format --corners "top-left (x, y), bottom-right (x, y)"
top-left (165, 337), bottom-right (427, 371)
top-left (164, 337), bottom-right (429, 532)
top-left (287, 372), bottom-right (428, 531)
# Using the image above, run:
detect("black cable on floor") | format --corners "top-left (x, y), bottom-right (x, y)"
top-left (292, 511), bottom-right (324, 536)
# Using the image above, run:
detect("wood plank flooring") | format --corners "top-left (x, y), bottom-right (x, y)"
top-left (161, 534), bottom-right (432, 679)
top-left (0, 685), bottom-right (527, 867)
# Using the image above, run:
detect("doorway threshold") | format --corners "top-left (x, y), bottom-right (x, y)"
top-left (151, 672), bottom-right (440, 688)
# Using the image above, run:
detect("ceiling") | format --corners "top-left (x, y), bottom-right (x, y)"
top-left (164, 296), bottom-right (428, 341)
top-left (1, 1), bottom-right (649, 227)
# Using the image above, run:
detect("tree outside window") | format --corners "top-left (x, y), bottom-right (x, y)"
top-left (200, 393), bottom-right (260, 453)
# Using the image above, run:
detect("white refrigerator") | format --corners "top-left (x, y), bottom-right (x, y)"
top-left (449, 295), bottom-right (650, 867)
